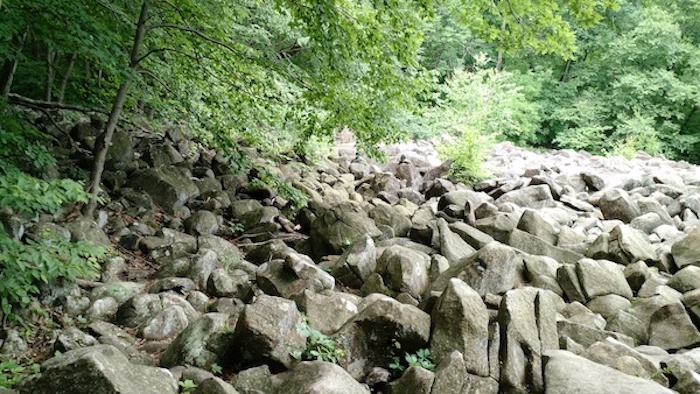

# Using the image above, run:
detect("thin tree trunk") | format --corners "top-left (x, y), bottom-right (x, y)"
top-left (46, 49), bottom-right (57, 101)
top-left (560, 60), bottom-right (571, 82)
top-left (495, 19), bottom-right (506, 71)
top-left (57, 52), bottom-right (77, 104)
top-left (85, 1), bottom-right (148, 217)
top-left (1, 27), bottom-right (29, 97)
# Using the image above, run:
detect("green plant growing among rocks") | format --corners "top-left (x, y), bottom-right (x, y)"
top-left (389, 342), bottom-right (435, 374)
top-left (291, 315), bottom-right (346, 364)
top-left (0, 359), bottom-right (40, 388)
top-left (0, 109), bottom-right (107, 320)
top-left (178, 379), bottom-right (197, 394)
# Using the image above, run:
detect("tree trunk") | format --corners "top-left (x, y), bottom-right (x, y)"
top-left (46, 49), bottom-right (57, 101)
top-left (559, 60), bottom-right (571, 82)
top-left (84, 1), bottom-right (148, 217)
top-left (495, 19), bottom-right (506, 71)
top-left (57, 52), bottom-right (77, 104)
top-left (1, 27), bottom-right (29, 97)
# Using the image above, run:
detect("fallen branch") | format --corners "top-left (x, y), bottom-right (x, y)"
top-left (7, 93), bottom-right (111, 116)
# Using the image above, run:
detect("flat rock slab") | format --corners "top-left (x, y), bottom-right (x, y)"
top-left (274, 361), bottom-right (369, 394)
top-left (30, 344), bottom-right (177, 394)
top-left (543, 350), bottom-right (675, 394)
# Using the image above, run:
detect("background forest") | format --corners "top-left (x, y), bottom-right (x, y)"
top-left (1, 0), bottom-right (699, 324)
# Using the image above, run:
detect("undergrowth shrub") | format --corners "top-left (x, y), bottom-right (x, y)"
top-left (0, 102), bottom-right (106, 319)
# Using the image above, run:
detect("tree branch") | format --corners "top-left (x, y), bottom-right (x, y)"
top-left (146, 23), bottom-right (241, 56)
top-left (7, 93), bottom-right (111, 115)
top-left (138, 69), bottom-right (173, 93)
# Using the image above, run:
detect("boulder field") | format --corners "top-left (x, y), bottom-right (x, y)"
top-left (8, 123), bottom-right (700, 393)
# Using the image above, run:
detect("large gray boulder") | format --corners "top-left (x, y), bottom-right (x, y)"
top-left (29, 345), bottom-right (177, 394)
top-left (274, 361), bottom-right (369, 394)
top-left (496, 185), bottom-right (554, 209)
top-left (377, 245), bottom-right (431, 299)
top-left (507, 229), bottom-right (584, 265)
top-left (517, 209), bottom-right (559, 245)
top-left (437, 218), bottom-right (476, 266)
top-left (160, 313), bottom-right (230, 369)
top-left (385, 366), bottom-right (434, 394)
top-left (672, 227), bottom-right (700, 268)
top-left (499, 288), bottom-right (558, 393)
top-left (607, 225), bottom-right (657, 265)
top-left (648, 301), bottom-right (700, 350)
top-left (543, 350), bottom-right (675, 394)
top-left (430, 351), bottom-right (467, 394)
top-left (227, 295), bottom-right (305, 371)
top-left (332, 234), bottom-right (377, 288)
top-left (337, 295), bottom-right (431, 380)
top-left (431, 242), bottom-right (525, 296)
top-left (580, 338), bottom-right (668, 386)
top-left (576, 258), bottom-right (633, 300)
top-left (310, 203), bottom-right (382, 256)
top-left (599, 188), bottom-right (641, 223)
top-left (430, 279), bottom-right (489, 376)
top-left (257, 254), bottom-right (334, 299)
top-left (294, 290), bottom-right (361, 335)
top-left (129, 166), bottom-right (200, 215)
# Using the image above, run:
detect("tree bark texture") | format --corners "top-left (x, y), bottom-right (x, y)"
top-left (85, 1), bottom-right (149, 217)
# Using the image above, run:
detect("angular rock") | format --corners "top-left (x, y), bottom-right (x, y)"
top-left (448, 221), bottom-right (495, 250)
top-left (648, 301), bottom-right (700, 350)
top-left (332, 234), bottom-right (377, 288)
top-left (185, 210), bottom-right (220, 236)
top-left (586, 295), bottom-right (632, 321)
top-left (499, 288), bottom-right (558, 393)
top-left (576, 258), bottom-right (633, 300)
top-left (310, 203), bottom-right (382, 256)
top-left (30, 345), bottom-right (177, 394)
top-left (517, 209), bottom-right (559, 245)
top-left (558, 319), bottom-right (634, 348)
top-left (377, 245), bottom-right (430, 299)
top-left (130, 166), bottom-right (200, 215)
top-left (274, 361), bottom-right (369, 394)
top-left (369, 204), bottom-right (412, 238)
top-left (294, 290), bottom-right (361, 335)
top-left (672, 227), bottom-right (700, 268)
top-left (508, 229), bottom-right (584, 265)
top-left (437, 218), bottom-right (475, 265)
top-left (608, 225), bottom-right (657, 265)
top-left (160, 313), bottom-right (231, 368)
top-left (475, 214), bottom-right (516, 243)
top-left (430, 351), bottom-right (467, 394)
top-left (430, 279), bottom-right (489, 376)
top-left (141, 304), bottom-right (191, 340)
top-left (668, 266), bottom-right (700, 293)
top-left (337, 295), bottom-right (431, 380)
top-left (496, 185), bottom-right (554, 209)
top-left (581, 338), bottom-right (668, 386)
top-left (227, 295), bottom-right (305, 371)
top-left (599, 188), bottom-right (641, 223)
top-left (543, 350), bottom-right (675, 394)
top-left (192, 377), bottom-right (239, 394)
top-left (385, 366), bottom-right (434, 394)
top-left (556, 264), bottom-right (586, 303)
top-left (431, 242), bottom-right (525, 296)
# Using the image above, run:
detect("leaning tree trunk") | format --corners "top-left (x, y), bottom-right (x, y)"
top-left (84, 1), bottom-right (148, 217)
top-left (46, 49), bottom-right (57, 101)
top-left (57, 52), bottom-right (77, 104)
top-left (1, 27), bottom-right (29, 97)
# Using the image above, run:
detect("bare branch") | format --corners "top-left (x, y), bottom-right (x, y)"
top-left (146, 23), bottom-right (241, 55)
top-left (7, 93), bottom-right (111, 115)
top-left (138, 69), bottom-right (173, 93)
